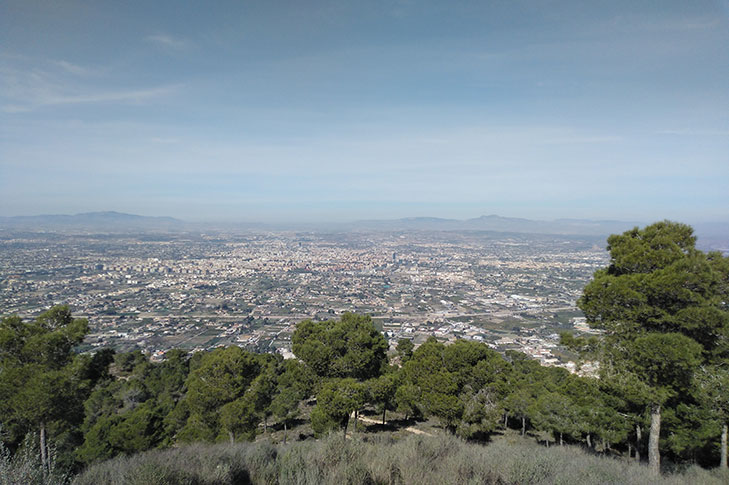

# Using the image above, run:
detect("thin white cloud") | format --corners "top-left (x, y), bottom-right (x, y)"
top-left (0, 61), bottom-right (182, 112)
top-left (541, 135), bottom-right (623, 144)
top-left (1, 104), bottom-right (31, 113)
top-left (2, 83), bottom-right (182, 112)
top-left (146, 34), bottom-right (190, 50)
top-left (149, 137), bottom-right (180, 144)
top-left (52, 60), bottom-right (95, 76)
top-left (655, 129), bottom-right (729, 137)
top-left (39, 85), bottom-right (182, 106)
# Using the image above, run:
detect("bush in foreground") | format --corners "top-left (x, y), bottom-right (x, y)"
top-left (1, 435), bottom-right (69, 485)
top-left (74, 432), bottom-right (729, 485)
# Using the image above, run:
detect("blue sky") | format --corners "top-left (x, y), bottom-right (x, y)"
top-left (1, 1), bottom-right (728, 223)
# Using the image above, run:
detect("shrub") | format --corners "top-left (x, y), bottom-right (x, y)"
top-left (74, 432), bottom-right (729, 485)
top-left (0, 434), bottom-right (69, 485)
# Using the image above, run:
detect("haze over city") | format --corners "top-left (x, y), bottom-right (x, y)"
top-left (2, 0), bottom-right (728, 223)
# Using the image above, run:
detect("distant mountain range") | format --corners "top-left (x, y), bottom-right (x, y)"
top-left (1, 212), bottom-right (727, 248)
top-left (347, 214), bottom-right (645, 236)
top-left (0, 211), bottom-right (185, 232)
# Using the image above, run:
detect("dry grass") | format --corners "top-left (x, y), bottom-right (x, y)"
top-left (73, 432), bottom-right (729, 485)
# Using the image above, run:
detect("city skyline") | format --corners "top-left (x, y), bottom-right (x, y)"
top-left (2, 1), bottom-right (728, 222)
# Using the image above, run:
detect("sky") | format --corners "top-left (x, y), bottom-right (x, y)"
top-left (1, 1), bottom-right (728, 223)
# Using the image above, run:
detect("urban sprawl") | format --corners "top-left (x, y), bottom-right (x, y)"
top-left (1, 231), bottom-right (606, 374)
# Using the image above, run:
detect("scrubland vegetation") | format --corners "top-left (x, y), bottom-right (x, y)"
top-left (73, 433), bottom-right (729, 485)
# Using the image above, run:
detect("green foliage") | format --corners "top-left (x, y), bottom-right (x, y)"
top-left (311, 378), bottom-right (367, 436)
top-left (398, 338), bottom-right (511, 434)
top-left (113, 351), bottom-right (146, 375)
top-left (457, 388), bottom-right (502, 440)
top-left (396, 338), bottom-right (414, 364)
top-left (269, 359), bottom-right (317, 441)
top-left (276, 358), bottom-right (318, 401)
top-left (367, 373), bottom-right (398, 423)
top-left (175, 412), bottom-right (215, 444)
top-left (399, 338), bottom-right (462, 430)
top-left (292, 313), bottom-right (388, 379)
top-left (628, 332), bottom-right (702, 396)
top-left (577, 221), bottom-right (729, 468)
top-left (604, 221), bottom-right (697, 275)
top-left (76, 349), bottom-right (191, 464)
top-left (3, 295), bottom-right (727, 475)
top-left (184, 346), bottom-right (263, 415)
top-left (175, 346), bottom-right (269, 443)
top-left (219, 397), bottom-right (258, 442)
top-left (269, 385), bottom-right (300, 440)
top-left (395, 382), bottom-right (422, 419)
top-left (0, 306), bottom-right (88, 370)
top-left (0, 306), bottom-right (100, 473)
top-left (107, 402), bottom-right (163, 454)
top-left (559, 331), bottom-right (599, 356)
top-left (504, 388), bottom-right (534, 434)
top-left (695, 365), bottom-right (729, 421)
top-left (580, 222), bottom-right (728, 352)
top-left (529, 392), bottom-right (577, 444)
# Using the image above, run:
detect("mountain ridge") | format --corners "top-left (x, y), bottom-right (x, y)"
top-left (0, 211), bottom-right (185, 232)
top-left (1, 211), bottom-right (727, 244)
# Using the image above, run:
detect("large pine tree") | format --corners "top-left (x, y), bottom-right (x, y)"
top-left (578, 221), bottom-right (729, 474)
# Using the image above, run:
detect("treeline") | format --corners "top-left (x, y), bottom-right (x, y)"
top-left (0, 221), bottom-right (727, 480)
top-left (0, 311), bottom-right (726, 476)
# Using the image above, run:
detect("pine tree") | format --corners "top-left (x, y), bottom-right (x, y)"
top-left (578, 221), bottom-right (729, 474)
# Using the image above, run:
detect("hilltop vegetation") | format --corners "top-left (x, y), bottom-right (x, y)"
top-left (0, 221), bottom-right (728, 483)
top-left (73, 433), bottom-right (729, 485)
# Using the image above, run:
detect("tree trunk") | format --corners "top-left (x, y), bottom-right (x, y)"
top-left (504, 412), bottom-right (508, 429)
top-left (721, 422), bottom-right (728, 469)
top-left (383, 408), bottom-right (387, 425)
top-left (343, 416), bottom-right (349, 438)
top-left (521, 416), bottom-right (526, 436)
top-left (283, 421), bottom-right (288, 445)
top-left (39, 423), bottom-right (48, 476)
top-left (628, 443), bottom-right (632, 459)
top-left (649, 404), bottom-right (661, 476)
top-left (636, 424), bottom-right (642, 462)
top-left (228, 431), bottom-right (234, 443)
top-left (354, 410), bottom-right (358, 433)
top-left (264, 415), bottom-right (268, 434)
top-left (559, 432), bottom-right (563, 446)
top-left (586, 433), bottom-right (591, 449)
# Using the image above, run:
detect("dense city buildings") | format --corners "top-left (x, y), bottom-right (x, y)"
top-left (0, 230), bottom-right (608, 371)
